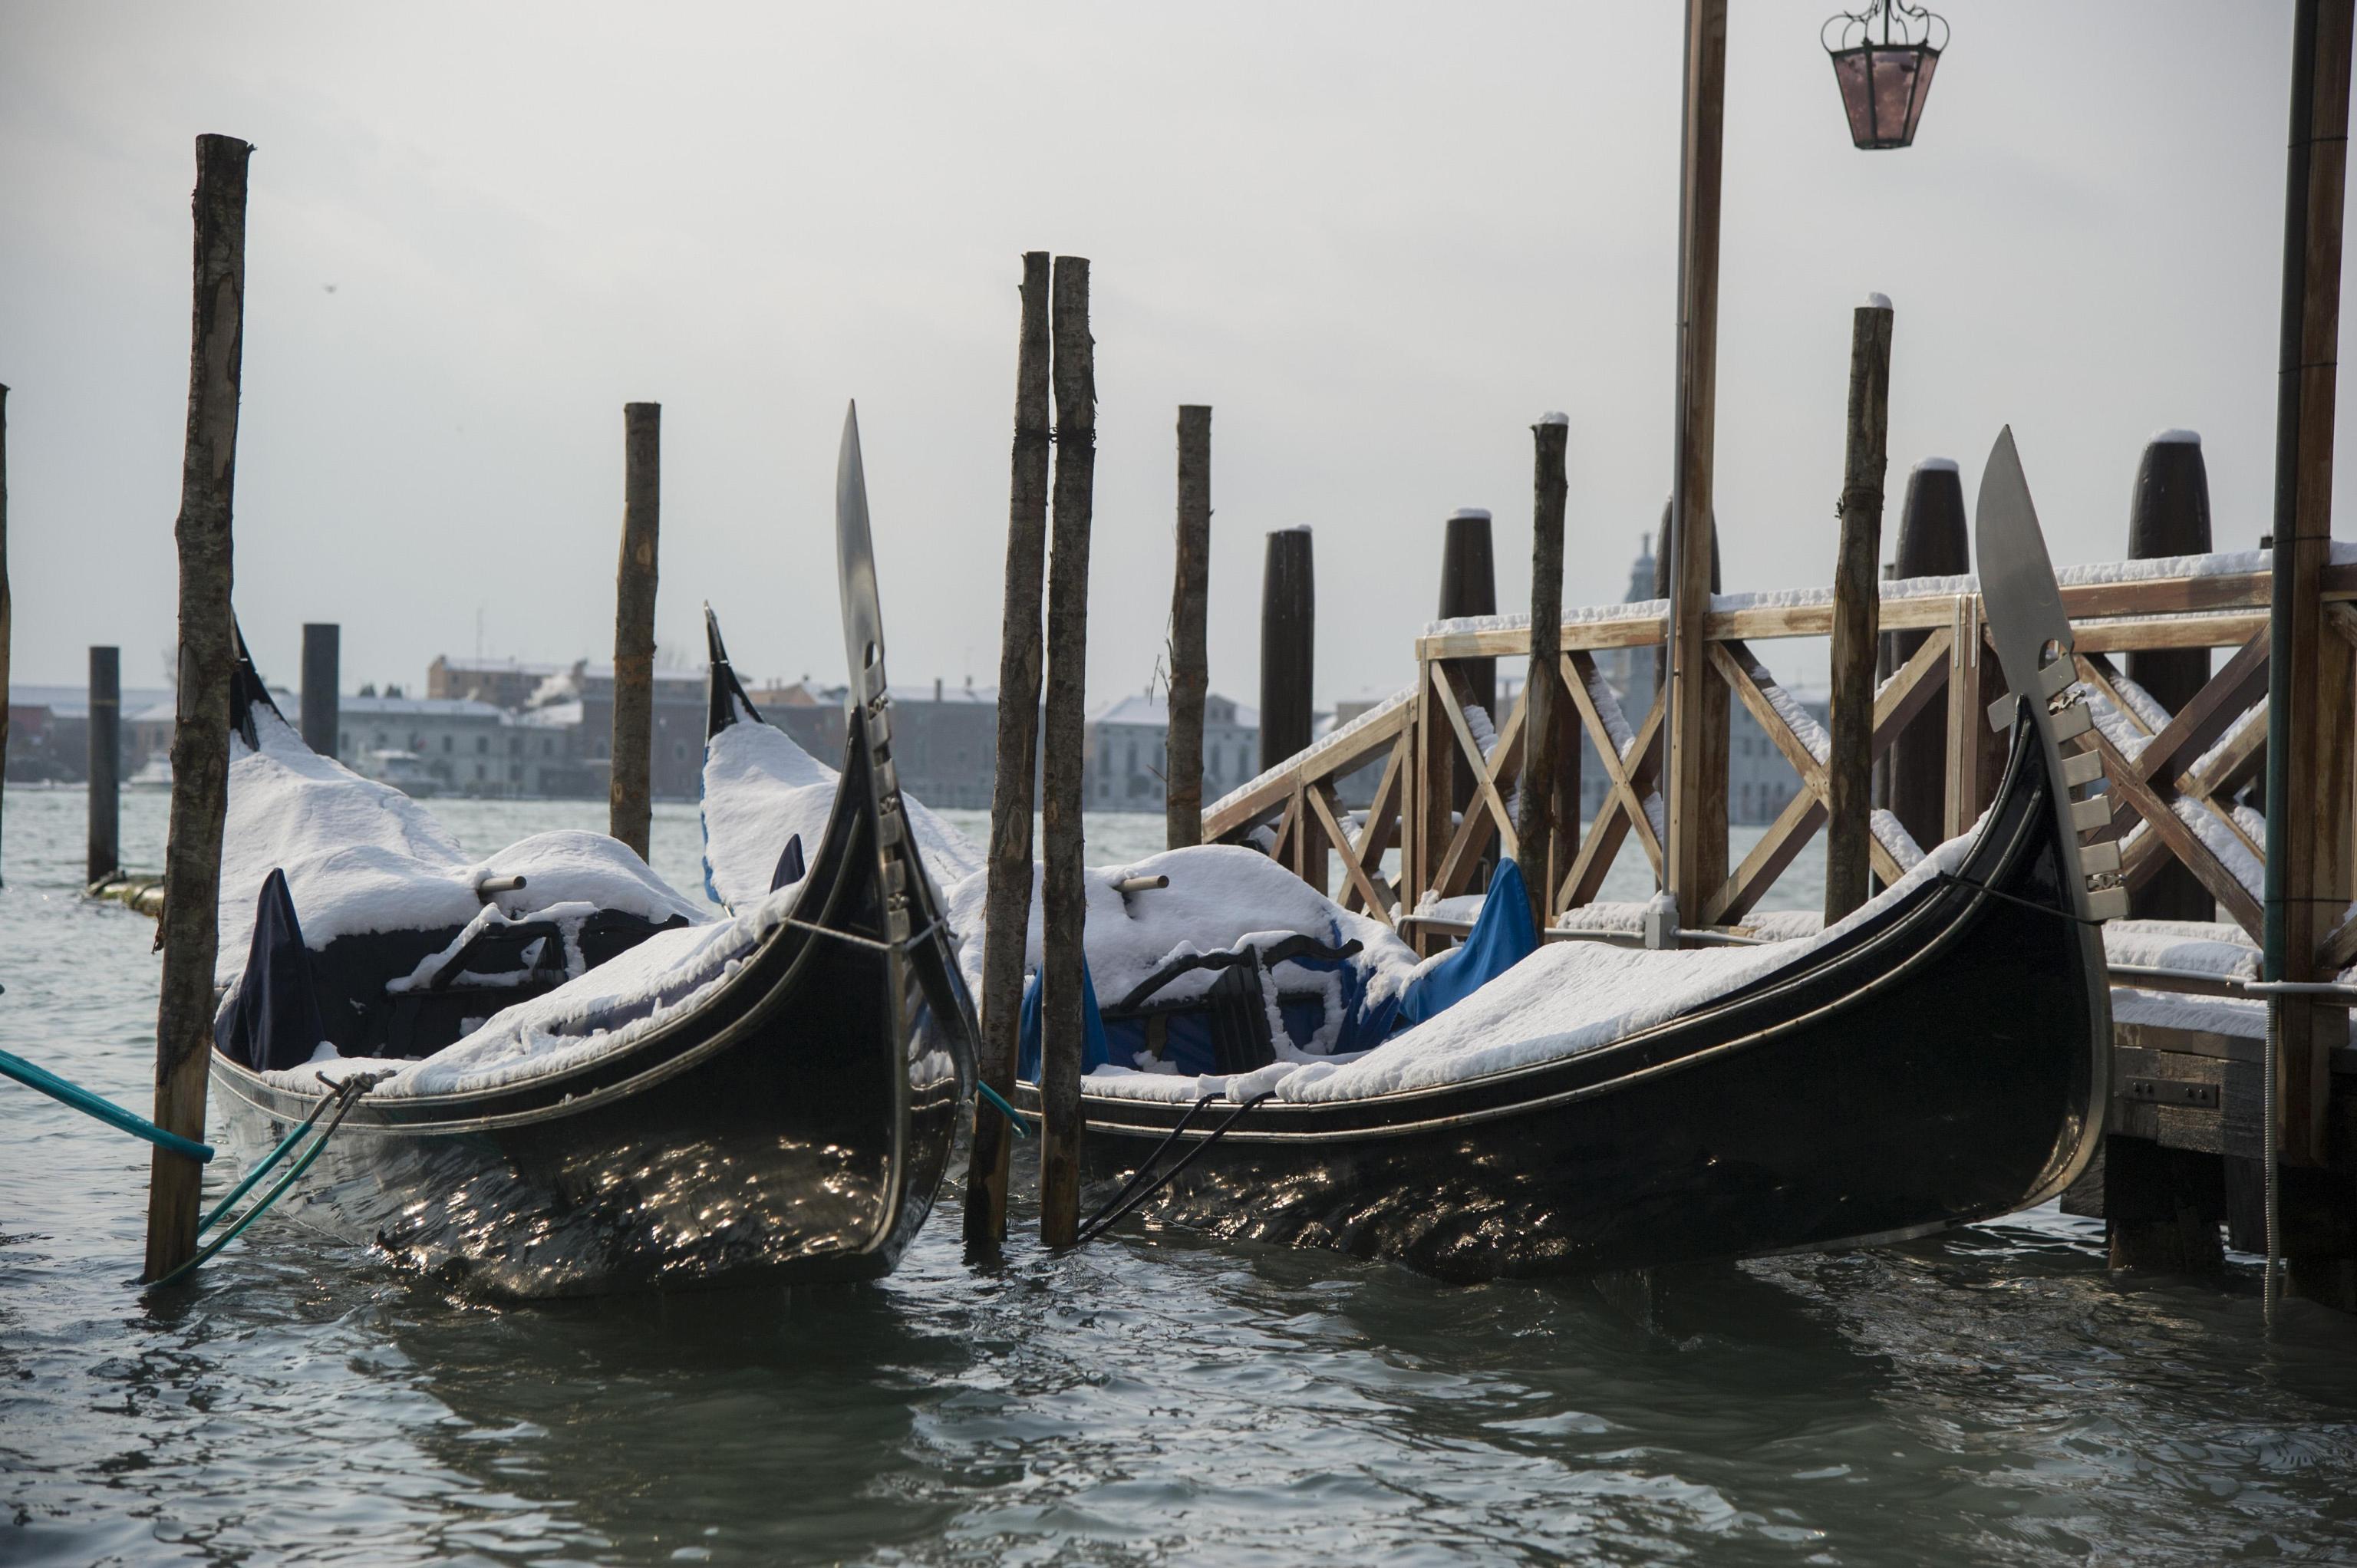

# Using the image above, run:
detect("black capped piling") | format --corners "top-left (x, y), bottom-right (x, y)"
top-left (610, 401), bottom-right (660, 862)
top-left (2127, 430), bottom-right (2216, 922)
top-left (87, 647), bottom-right (120, 886)
top-left (1888, 458), bottom-right (1970, 851)
top-left (301, 623), bottom-right (341, 759)
top-left (1259, 527), bottom-right (1315, 770)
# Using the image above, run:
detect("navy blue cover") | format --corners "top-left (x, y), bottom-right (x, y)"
top-left (215, 868), bottom-right (329, 1074)
top-left (770, 832), bottom-right (807, 893)
top-left (1016, 961), bottom-right (1113, 1080)
top-left (1386, 857), bottom-right (1540, 1033)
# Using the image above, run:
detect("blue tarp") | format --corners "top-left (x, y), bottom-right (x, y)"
top-left (1386, 857), bottom-right (1540, 1033)
top-left (1016, 960), bottom-right (1113, 1081)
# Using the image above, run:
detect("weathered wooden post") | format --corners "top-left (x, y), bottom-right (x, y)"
top-left (87, 647), bottom-right (121, 884)
top-left (0, 381), bottom-right (10, 886)
top-left (966, 251), bottom-right (1053, 1250)
top-left (609, 401), bottom-right (660, 861)
top-left (1259, 527), bottom-right (1315, 770)
top-left (1664, 0), bottom-right (1730, 937)
top-left (2258, 0), bottom-right (2355, 1312)
top-left (1887, 458), bottom-right (1969, 848)
top-left (1039, 255), bottom-right (1096, 1249)
top-left (143, 133), bottom-right (249, 1284)
top-left (300, 623), bottom-right (341, 759)
top-left (2126, 430), bottom-right (2216, 921)
top-left (1653, 504), bottom-right (1726, 905)
top-left (1165, 405), bottom-right (1212, 849)
top-left (1518, 417), bottom-right (1571, 928)
top-left (1825, 295), bottom-right (1894, 923)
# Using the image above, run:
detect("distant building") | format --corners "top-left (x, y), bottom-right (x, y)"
top-left (427, 656), bottom-right (567, 711)
top-left (1084, 692), bottom-right (1260, 812)
top-left (4, 684), bottom-right (174, 784)
top-left (744, 677), bottom-right (1012, 810)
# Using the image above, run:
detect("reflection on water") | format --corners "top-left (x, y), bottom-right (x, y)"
top-left (3, 787), bottom-right (2353, 1565)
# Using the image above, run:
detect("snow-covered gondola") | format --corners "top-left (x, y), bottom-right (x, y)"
top-left (1010, 430), bottom-right (2115, 1280)
top-left (205, 407), bottom-right (977, 1297)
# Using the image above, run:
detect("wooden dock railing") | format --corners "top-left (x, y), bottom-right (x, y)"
top-left (1204, 552), bottom-right (2357, 967)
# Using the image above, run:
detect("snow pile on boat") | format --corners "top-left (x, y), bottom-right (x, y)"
top-left (701, 707), bottom-right (982, 909)
top-left (265, 881), bottom-right (809, 1098)
top-left (941, 843), bottom-right (1422, 1012)
top-left (221, 706), bottom-right (707, 984)
top-left (1080, 827), bottom-right (1980, 1105)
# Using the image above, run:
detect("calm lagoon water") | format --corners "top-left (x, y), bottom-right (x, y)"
top-left (5, 786), bottom-right (2355, 1565)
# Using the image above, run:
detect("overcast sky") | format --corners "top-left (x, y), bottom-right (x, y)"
top-left (0, 2), bottom-right (2339, 710)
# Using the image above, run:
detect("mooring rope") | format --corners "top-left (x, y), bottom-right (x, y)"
top-left (146, 1071), bottom-right (379, 1293)
top-left (0, 1044), bottom-right (215, 1164)
top-left (1077, 1094), bottom-right (1218, 1235)
top-left (196, 1089), bottom-right (339, 1233)
top-left (974, 1079), bottom-right (1033, 1138)
top-left (1076, 1092), bottom-right (1274, 1246)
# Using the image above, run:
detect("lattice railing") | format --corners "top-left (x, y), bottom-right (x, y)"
top-left (1204, 555), bottom-right (2357, 964)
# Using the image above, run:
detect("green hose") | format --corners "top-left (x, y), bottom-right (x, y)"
top-left (0, 1045), bottom-right (214, 1164)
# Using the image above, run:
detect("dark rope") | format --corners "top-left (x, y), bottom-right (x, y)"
top-left (1933, 870), bottom-right (2104, 927)
top-left (1076, 1094), bottom-right (1218, 1234)
top-left (1077, 1092), bottom-right (1274, 1245)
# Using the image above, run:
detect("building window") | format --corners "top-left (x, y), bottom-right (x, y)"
top-left (442, 735), bottom-right (453, 754)
top-left (476, 735), bottom-right (489, 755)
top-left (476, 763), bottom-right (487, 782)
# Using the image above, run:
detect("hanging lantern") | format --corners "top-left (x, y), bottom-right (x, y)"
top-left (1822, 2), bottom-right (1947, 150)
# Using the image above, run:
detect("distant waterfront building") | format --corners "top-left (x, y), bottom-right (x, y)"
top-left (1083, 692), bottom-right (1260, 812)
top-left (741, 677), bottom-right (1010, 810)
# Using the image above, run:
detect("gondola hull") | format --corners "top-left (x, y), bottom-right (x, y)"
top-left (1034, 721), bottom-right (2107, 1281)
top-left (208, 717), bottom-right (974, 1300)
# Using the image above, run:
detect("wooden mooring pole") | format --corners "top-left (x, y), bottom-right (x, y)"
top-left (87, 647), bottom-right (120, 885)
top-left (144, 133), bottom-right (250, 1284)
top-left (1165, 405), bottom-right (1212, 851)
top-left (610, 401), bottom-right (660, 862)
top-left (2125, 430), bottom-right (2215, 922)
top-left (967, 251), bottom-right (1052, 1251)
top-left (1664, 0), bottom-right (1729, 936)
top-left (1518, 417), bottom-right (1571, 929)
top-left (2259, 0), bottom-right (2355, 1312)
top-left (300, 623), bottom-right (341, 760)
top-left (1825, 295), bottom-right (1894, 924)
top-left (1039, 255), bottom-right (1096, 1249)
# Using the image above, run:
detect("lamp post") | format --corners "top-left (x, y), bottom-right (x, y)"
top-left (1823, 2), bottom-right (1947, 150)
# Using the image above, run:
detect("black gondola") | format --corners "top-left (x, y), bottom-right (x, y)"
top-left (206, 407), bottom-right (977, 1298)
top-left (1015, 429), bottom-right (2118, 1281)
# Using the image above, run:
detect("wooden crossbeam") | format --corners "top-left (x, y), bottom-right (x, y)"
top-left (1307, 782), bottom-right (1391, 924)
top-left (1558, 664), bottom-right (1666, 910)
top-left (1202, 696), bottom-right (1411, 841)
top-left (2083, 723), bottom-right (2264, 937)
top-left (1429, 671), bottom-right (1528, 900)
top-left (1698, 633), bottom-right (1946, 925)
top-left (1338, 733), bottom-right (1412, 923)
